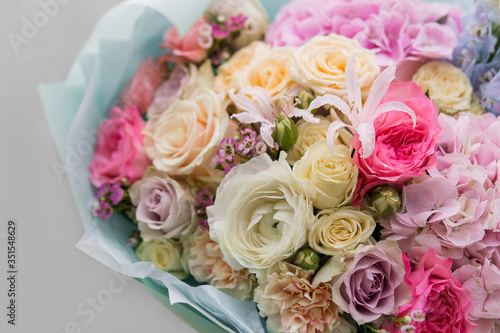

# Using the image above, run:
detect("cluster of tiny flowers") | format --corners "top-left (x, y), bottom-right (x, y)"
top-left (195, 189), bottom-right (215, 231)
top-left (198, 14), bottom-right (252, 66)
top-left (216, 127), bottom-right (269, 174)
top-left (92, 182), bottom-right (130, 220)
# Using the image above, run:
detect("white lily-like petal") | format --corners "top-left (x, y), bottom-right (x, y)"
top-left (372, 101), bottom-right (416, 128)
top-left (356, 122), bottom-right (376, 158)
top-left (306, 94), bottom-right (354, 123)
top-left (229, 87), bottom-right (319, 147)
top-left (307, 53), bottom-right (417, 158)
top-left (326, 120), bottom-right (352, 152)
top-left (345, 52), bottom-right (363, 118)
top-left (362, 61), bottom-right (398, 119)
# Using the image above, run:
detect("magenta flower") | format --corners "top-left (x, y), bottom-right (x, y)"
top-left (226, 14), bottom-right (247, 31)
top-left (108, 184), bottom-right (124, 205)
top-left (95, 202), bottom-right (113, 220)
top-left (217, 138), bottom-right (235, 164)
top-left (212, 25), bottom-right (229, 39)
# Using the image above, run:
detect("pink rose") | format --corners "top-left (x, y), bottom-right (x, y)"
top-left (161, 17), bottom-right (208, 63)
top-left (119, 58), bottom-right (162, 115)
top-left (89, 107), bottom-right (151, 187)
top-left (393, 248), bottom-right (476, 333)
top-left (352, 82), bottom-right (440, 203)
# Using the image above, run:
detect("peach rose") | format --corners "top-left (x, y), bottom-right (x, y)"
top-left (213, 41), bottom-right (270, 95)
top-left (239, 46), bottom-right (297, 101)
top-left (290, 34), bottom-right (379, 99)
top-left (143, 85), bottom-right (228, 177)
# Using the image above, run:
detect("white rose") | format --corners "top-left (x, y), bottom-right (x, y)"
top-left (308, 208), bottom-right (376, 256)
top-left (136, 238), bottom-right (188, 279)
top-left (207, 152), bottom-right (315, 278)
top-left (290, 34), bottom-right (379, 99)
top-left (143, 85), bottom-right (228, 176)
top-left (293, 141), bottom-right (358, 209)
top-left (412, 60), bottom-right (480, 115)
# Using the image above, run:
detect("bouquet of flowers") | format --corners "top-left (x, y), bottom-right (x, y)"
top-left (41, 0), bottom-right (500, 332)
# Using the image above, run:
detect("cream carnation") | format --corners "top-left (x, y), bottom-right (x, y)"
top-left (183, 229), bottom-right (256, 301)
top-left (308, 208), bottom-right (376, 256)
top-left (412, 61), bottom-right (479, 115)
top-left (290, 34), bottom-right (379, 98)
top-left (254, 261), bottom-right (340, 333)
top-left (143, 85), bottom-right (228, 176)
top-left (136, 238), bottom-right (188, 279)
top-left (207, 152), bottom-right (315, 277)
top-left (293, 140), bottom-right (358, 209)
top-left (213, 41), bottom-right (270, 95)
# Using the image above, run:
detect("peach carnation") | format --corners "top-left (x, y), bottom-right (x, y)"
top-left (185, 228), bottom-right (256, 301)
top-left (254, 262), bottom-right (340, 333)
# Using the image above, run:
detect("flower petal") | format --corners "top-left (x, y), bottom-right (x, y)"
top-left (372, 101), bottom-right (417, 128)
top-left (326, 120), bottom-right (351, 153)
top-left (307, 94), bottom-right (353, 124)
top-left (362, 61), bottom-right (397, 121)
top-left (356, 122), bottom-right (376, 158)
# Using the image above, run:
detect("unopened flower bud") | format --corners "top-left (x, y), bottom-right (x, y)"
top-left (403, 315), bottom-right (412, 325)
top-left (297, 90), bottom-right (315, 110)
top-left (368, 186), bottom-right (401, 217)
top-left (292, 247), bottom-right (320, 272)
top-left (410, 310), bottom-right (425, 322)
top-left (272, 115), bottom-right (298, 151)
top-left (400, 325), bottom-right (416, 333)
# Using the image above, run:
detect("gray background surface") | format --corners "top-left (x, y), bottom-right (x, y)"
top-left (0, 1), bottom-right (198, 332)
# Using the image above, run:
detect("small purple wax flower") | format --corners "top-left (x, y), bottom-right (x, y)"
top-left (199, 219), bottom-right (209, 232)
top-left (95, 202), bottom-right (113, 220)
top-left (226, 14), bottom-right (247, 31)
top-left (212, 25), bottom-right (229, 39)
top-left (196, 189), bottom-right (214, 207)
top-left (236, 131), bottom-right (257, 154)
top-left (108, 184), bottom-right (124, 205)
top-left (217, 138), bottom-right (235, 164)
top-left (95, 183), bottom-right (110, 198)
top-left (255, 141), bottom-right (267, 155)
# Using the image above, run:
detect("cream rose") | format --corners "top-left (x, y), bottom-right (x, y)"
top-left (136, 238), bottom-right (188, 279)
top-left (143, 85), bottom-right (228, 176)
top-left (213, 41), bottom-right (270, 94)
top-left (308, 208), bottom-right (376, 256)
top-left (239, 47), bottom-right (297, 101)
top-left (207, 152), bottom-right (315, 278)
top-left (290, 34), bottom-right (379, 98)
top-left (287, 116), bottom-right (353, 164)
top-left (412, 61), bottom-right (479, 115)
top-left (293, 141), bottom-right (358, 209)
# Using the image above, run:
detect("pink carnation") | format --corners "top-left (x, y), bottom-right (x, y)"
top-left (89, 107), bottom-right (150, 187)
top-left (352, 82), bottom-right (441, 203)
top-left (119, 58), bottom-right (162, 115)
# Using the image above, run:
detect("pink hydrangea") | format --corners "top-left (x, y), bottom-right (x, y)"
top-left (266, 0), bottom-right (462, 80)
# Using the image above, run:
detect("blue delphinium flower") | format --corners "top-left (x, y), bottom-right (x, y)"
top-left (453, 0), bottom-right (500, 114)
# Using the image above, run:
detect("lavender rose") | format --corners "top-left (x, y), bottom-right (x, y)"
top-left (332, 240), bottom-right (411, 324)
top-left (130, 174), bottom-right (193, 240)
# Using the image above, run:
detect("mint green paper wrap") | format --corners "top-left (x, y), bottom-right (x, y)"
top-left (39, 0), bottom-right (472, 332)
top-left (39, 1), bottom-right (289, 332)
